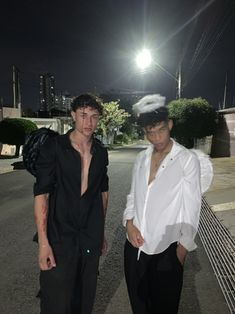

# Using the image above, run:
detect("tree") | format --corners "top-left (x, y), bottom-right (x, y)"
top-left (96, 101), bottom-right (130, 144)
top-left (0, 118), bottom-right (38, 156)
top-left (167, 97), bottom-right (216, 148)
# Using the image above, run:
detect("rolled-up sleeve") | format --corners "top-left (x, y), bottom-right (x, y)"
top-left (100, 149), bottom-right (109, 192)
top-left (33, 137), bottom-right (57, 196)
top-left (179, 153), bottom-right (202, 251)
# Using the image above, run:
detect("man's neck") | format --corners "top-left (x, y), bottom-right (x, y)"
top-left (71, 128), bottom-right (93, 146)
top-left (154, 139), bottom-right (173, 156)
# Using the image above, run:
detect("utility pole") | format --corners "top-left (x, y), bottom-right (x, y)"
top-left (13, 65), bottom-right (16, 108)
top-left (12, 65), bottom-right (21, 111)
top-left (176, 63), bottom-right (182, 99)
top-left (222, 72), bottom-right (227, 109)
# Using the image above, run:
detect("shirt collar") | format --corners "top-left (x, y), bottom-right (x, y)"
top-left (144, 138), bottom-right (182, 159)
top-left (63, 129), bottom-right (97, 155)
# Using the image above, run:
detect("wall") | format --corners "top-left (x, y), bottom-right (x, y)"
top-left (211, 108), bottom-right (235, 157)
top-left (0, 107), bottom-right (21, 121)
top-left (22, 117), bottom-right (72, 134)
top-left (0, 116), bottom-right (72, 156)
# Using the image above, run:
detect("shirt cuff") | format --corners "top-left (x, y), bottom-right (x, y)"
top-left (179, 236), bottom-right (197, 252)
top-left (122, 211), bottom-right (135, 227)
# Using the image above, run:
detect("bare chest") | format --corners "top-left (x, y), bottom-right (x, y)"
top-left (71, 142), bottom-right (92, 195)
top-left (148, 152), bottom-right (169, 185)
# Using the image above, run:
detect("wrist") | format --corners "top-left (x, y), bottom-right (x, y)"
top-left (38, 238), bottom-right (49, 247)
top-left (126, 219), bottom-right (134, 229)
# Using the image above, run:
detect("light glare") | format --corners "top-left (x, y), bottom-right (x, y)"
top-left (136, 49), bottom-right (152, 70)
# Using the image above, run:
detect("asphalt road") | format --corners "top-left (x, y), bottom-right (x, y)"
top-left (0, 146), bottom-right (230, 314)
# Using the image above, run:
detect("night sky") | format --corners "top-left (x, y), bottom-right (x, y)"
top-left (1, 0), bottom-right (235, 110)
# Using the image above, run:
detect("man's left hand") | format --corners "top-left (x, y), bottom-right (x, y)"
top-left (176, 243), bottom-right (187, 266)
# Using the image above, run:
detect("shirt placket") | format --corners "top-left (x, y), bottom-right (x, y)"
top-left (137, 185), bottom-right (150, 260)
top-left (137, 152), bottom-right (173, 260)
top-left (137, 149), bottom-right (152, 260)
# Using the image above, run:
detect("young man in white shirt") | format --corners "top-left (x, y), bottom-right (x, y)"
top-left (123, 95), bottom-right (201, 314)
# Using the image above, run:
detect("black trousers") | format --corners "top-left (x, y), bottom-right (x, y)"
top-left (124, 240), bottom-right (183, 314)
top-left (39, 243), bottom-right (100, 314)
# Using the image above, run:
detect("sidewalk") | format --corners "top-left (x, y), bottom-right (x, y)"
top-left (0, 156), bottom-right (23, 174)
top-left (205, 156), bottom-right (235, 237)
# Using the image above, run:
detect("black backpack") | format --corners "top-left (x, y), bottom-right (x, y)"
top-left (22, 127), bottom-right (59, 177)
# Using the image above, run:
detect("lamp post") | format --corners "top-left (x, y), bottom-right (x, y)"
top-left (135, 49), bottom-right (182, 99)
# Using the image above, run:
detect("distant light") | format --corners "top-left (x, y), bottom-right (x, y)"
top-left (136, 49), bottom-right (152, 70)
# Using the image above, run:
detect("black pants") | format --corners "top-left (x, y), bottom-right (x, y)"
top-left (124, 240), bottom-right (183, 314)
top-left (40, 243), bottom-right (100, 314)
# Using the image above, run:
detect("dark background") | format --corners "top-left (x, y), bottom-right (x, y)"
top-left (1, 0), bottom-right (235, 110)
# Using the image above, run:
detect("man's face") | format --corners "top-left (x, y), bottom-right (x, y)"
top-left (144, 120), bottom-right (173, 152)
top-left (71, 106), bottom-right (100, 138)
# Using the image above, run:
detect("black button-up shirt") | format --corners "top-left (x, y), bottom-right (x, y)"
top-left (34, 129), bottom-right (109, 256)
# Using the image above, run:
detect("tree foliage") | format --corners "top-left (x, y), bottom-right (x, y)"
top-left (167, 97), bottom-right (216, 148)
top-left (0, 118), bottom-right (38, 156)
top-left (97, 101), bottom-right (130, 142)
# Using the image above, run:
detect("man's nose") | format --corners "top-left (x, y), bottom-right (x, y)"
top-left (86, 117), bottom-right (92, 125)
top-left (153, 132), bottom-right (160, 140)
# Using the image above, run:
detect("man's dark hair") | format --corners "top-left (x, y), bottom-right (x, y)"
top-left (137, 107), bottom-right (169, 128)
top-left (71, 94), bottom-right (103, 115)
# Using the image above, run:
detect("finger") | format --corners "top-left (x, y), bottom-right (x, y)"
top-left (132, 242), bottom-right (138, 248)
top-left (130, 239), bottom-right (138, 248)
top-left (49, 254), bottom-right (56, 267)
top-left (137, 233), bottom-right (144, 242)
top-left (136, 234), bottom-right (144, 246)
top-left (39, 259), bottom-right (49, 271)
top-left (102, 242), bottom-right (107, 255)
top-left (132, 238), bottom-right (140, 248)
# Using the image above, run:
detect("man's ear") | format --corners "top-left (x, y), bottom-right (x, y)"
top-left (168, 119), bottom-right (173, 131)
top-left (71, 110), bottom-right (75, 121)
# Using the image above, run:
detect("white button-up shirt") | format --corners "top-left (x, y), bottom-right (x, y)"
top-left (123, 139), bottom-right (202, 255)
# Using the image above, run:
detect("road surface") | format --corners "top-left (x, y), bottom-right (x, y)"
top-left (0, 146), bottom-right (230, 313)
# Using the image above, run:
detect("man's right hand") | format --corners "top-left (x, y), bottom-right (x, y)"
top-left (38, 243), bottom-right (56, 270)
top-left (126, 220), bottom-right (144, 248)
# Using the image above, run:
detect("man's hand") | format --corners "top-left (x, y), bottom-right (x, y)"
top-left (102, 236), bottom-right (108, 255)
top-left (126, 220), bottom-right (144, 248)
top-left (38, 243), bottom-right (56, 271)
top-left (176, 243), bottom-right (187, 266)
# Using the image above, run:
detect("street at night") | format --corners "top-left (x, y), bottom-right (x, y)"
top-left (1, 1), bottom-right (235, 313)
top-left (0, 146), bottom-right (230, 313)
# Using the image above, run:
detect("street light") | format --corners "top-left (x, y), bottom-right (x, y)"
top-left (135, 49), bottom-right (152, 70)
top-left (135, 49), bottom-right (182, 99)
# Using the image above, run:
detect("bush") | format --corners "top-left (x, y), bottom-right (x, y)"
top-left (0, 118), bottom-right (38, 156)
top-left (114, 133), bottom-right (130, 144)
top-left (167, 97), bottom-right (216, 148)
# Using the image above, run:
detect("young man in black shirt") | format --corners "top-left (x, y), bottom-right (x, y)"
top-left (34, 94), bottom-right (109, 314)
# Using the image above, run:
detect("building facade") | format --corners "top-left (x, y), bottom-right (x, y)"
top-left (39, 73), bottom-right (55, 113)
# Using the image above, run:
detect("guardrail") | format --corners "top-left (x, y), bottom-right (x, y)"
top-left (198, 197), bottom-right (235, 313)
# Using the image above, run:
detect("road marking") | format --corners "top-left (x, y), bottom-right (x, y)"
top-left (211, 202), bottom-right (235, 212)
